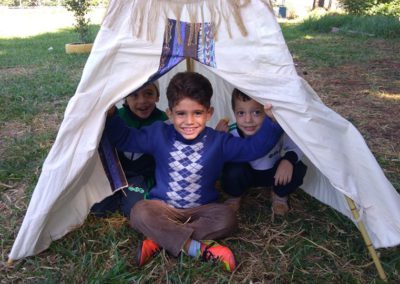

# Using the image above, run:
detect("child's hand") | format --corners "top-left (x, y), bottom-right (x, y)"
top-left (274, 159), bottom-right (293, 186)
top-left (264, 103), bottom-right (276, 122)
top-left (215, 118), bottom-right (229, 132)
top-left (107, 105), bottom-right (117, 117)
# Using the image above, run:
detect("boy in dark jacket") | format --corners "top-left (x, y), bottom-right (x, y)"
top-left (91, 81), bottom-right (168, 218)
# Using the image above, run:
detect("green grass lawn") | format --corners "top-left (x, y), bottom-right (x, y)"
top-left (1, 12), bottom-right (399, 283)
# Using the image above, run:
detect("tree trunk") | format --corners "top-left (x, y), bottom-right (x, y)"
top-left (327, 0), bottom-right (332, 9)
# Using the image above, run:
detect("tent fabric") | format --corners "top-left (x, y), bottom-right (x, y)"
top-left (9, 0), bottom-right (400, 261)
top-left (98, 132), bottom-right (128, 192)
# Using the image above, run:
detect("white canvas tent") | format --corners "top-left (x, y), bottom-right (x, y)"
top-left (8, 0), bottom-right (400, 279)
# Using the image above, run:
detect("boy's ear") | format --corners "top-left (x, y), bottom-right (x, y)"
top-left (207, 107), bottom-right (214, 121)
top-left (166, 108), bottom-right (172, 119)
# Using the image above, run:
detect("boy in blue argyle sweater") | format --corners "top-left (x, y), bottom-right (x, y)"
top-left (105, 72), bottom-right (282, 272)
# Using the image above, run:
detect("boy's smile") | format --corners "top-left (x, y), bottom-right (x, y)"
top-left (167, 98), bottom-right (213, 140)
top-left (126, 84), bottom-right (159, 119)
top-left (234, 99), bottom-right (266, 137)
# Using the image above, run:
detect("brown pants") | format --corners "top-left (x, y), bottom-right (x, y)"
top-left (130, 199), bottom-right (238, 257)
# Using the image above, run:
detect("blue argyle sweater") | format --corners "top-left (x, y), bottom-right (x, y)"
top-left (106, 114), bottom-right (282, 208)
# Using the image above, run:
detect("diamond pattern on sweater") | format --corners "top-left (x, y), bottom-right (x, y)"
top-left (167, 140), bottom-right (204, 208)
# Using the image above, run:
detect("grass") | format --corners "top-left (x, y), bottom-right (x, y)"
top-left (1, 11), bottom-right (400, 283)
top-left (299, 13), bottom-right (400, 38)
top-left (282, 21), bottom-right (399, 68)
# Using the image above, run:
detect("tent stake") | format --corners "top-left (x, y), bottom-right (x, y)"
top-left (345, 196), bottom-right (387, 282)
top-left (7, 258), bottom-right (14, 266)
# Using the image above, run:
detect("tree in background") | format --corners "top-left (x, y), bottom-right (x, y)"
top-left (0, 0), bottom-right (108, 7)
top-left (313, 0), bottom-right (334, 10)
top-left (338, 0), bottom-right (375, 14)
top-left (369, 0), bottom-right (400, 17)
top-left (64, 0), bottom-right (92, 43)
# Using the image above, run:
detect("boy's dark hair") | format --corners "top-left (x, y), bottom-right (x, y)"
top-left (231, 88), bottom-right (252, 110)
top-left (124, 82), bottom-right (159, 108)
top-left (127, 81), bottom-right (160, 98)
top-left (167, 72), bottom-right (213, 109)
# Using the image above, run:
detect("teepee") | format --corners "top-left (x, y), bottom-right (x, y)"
top-left (8, 0), bottom-right (399, 280)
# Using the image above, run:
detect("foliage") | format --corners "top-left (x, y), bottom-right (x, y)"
top-left (0, 0), bottom-right (16, 6)
top-left (0, 0), bottom-right (109, 7)
top-left (300, 14), bottom-right (350, 33)
top-left (338, 0), bottom-right (375, 15)
top-left (338, 0), bottom-right (400, 16)
top-left (299, 13), bottom-right (400, 38)
top-left (40, 0), bottom-right (62, 6)
top-left (368, 0), bottom-right (400, 16)
top-left (0, 0), bottom-right (43, 6)
top-left (0, 0), bottom-right (60, 6)
top-left (64, 0), bottom-right (93, 43)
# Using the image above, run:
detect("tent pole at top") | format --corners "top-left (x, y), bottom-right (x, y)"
top-left (345, 196), bottom-right (388, 282)
top-left (186, 57), bottom-right (193, 72)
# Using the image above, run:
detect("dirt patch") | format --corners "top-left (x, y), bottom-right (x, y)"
top-left (310, 65), bottom-right (398, 153)
top-left (0, 182), bottom-right (28, 245)
top-left (296, 54), bottom-right (400, 186)
top-left (31, 112), bottom-right (63, 135)
top-left (0, 121), bottom-right (30, 158)
top-left (0, 121), bottom-right (31, 139)
top-left (0, 183), bottom-right (27, 216)
top-left (0, 67), bottom-right (32, 77)
top-left (0, 112), bottom-right (62, 159)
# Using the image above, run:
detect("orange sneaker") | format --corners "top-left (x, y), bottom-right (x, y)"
top-left (136, 239), bottom-right (161, 266)
top-left (200, 241), bottom-right (237, 272)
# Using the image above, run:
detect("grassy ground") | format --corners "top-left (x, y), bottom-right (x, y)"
top-left (1, 9), bottom-right (400, 283)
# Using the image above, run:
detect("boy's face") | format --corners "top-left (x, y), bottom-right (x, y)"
top-left (234, 98), bottom-right (266, 137)
top-left (126, 84), bottom-right (159, 119)
top-left (167, 98), bottom-right (213, 140)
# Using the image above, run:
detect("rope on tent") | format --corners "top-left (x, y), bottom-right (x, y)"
top-left (259, 0), bottom-right (274, 11)
top-left (345, 196), bottom-right (388, 282)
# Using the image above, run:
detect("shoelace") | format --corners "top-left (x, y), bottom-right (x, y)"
top-left (201, 242), bottom-right (218, 262)
top-left (150, 245), bottom-right (161, 256)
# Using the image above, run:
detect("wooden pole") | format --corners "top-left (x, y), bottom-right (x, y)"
top-left (7, 258), bottom-right (14, 266)
top-left (345, 196), bottom-right (388, 282)
top-left (186, 57), bottom-right (193, 72)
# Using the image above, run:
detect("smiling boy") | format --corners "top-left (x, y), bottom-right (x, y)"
top-left (104, 72), bottom-right (283, 272)
top-left (218, 89), bottom-right (307, 215)
top-left (91, 82), bottom-right (168, 218)
top-left (116, 82), bottom-right (168, 192)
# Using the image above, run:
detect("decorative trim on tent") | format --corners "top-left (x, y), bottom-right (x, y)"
top-left (161, 19), bottom-right (216, 70)
top-left (98, 133), bottom-right (128, 192)
top-left (103, 0), bottom-right (273, 43)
